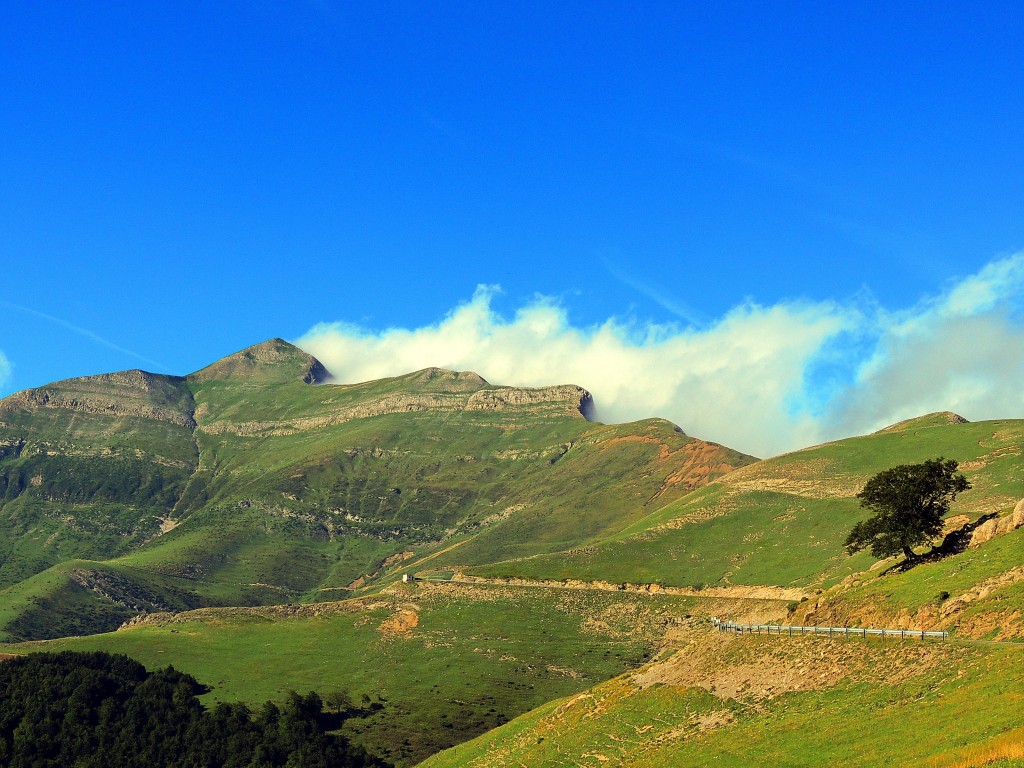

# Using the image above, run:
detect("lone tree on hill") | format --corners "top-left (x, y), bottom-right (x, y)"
top-left (845, 457), bottom-right (971, 562)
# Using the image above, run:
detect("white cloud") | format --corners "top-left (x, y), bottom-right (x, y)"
top-left (295, 254), bottom-right (1024, 458)
top-left (941, 255), bottom-right (1024, 317)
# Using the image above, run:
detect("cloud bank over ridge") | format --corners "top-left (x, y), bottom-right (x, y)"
top-left (295, 254), bottom-right (1024, 457)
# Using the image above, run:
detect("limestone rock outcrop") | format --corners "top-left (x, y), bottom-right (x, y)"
top-left (466, 384), bottom-right (592, 416)
top-left (198, 382), bottom-right (594, 437)
top-left (968, 499), bottom-right (1024, 548)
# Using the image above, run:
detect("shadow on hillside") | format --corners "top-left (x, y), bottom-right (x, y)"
top-left (883, 513), bottom-right (998, 575)
top-left (320, 698), bottom-right (386, 731)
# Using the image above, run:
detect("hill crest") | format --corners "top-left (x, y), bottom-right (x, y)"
top-left (403, 367), bottom-right (489, 392)
top-left (875, 411), bottom-right (969, 434)
top-left (188, 338), bottom-right (331, 385)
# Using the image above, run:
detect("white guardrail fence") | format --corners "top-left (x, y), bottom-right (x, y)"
top-left (712, 617), bottom-right (948, 641)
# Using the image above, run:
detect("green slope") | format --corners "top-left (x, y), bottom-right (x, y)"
top-left (4, 359), bottom-right (1023, 768)
top-left (0, 369), bottom-right (199, 588)
top-left (792, 523), bottom-right (1024, 641)
top-left (471, 415), bottom-right (1024, 590)
top-left (419, 631), bottom-right (1024, 768)
top-left (0, 559), bottom-right (207, 642)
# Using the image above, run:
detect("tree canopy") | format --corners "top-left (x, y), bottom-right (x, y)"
top-left (0, 651), bottom-right (391, 768)
top-left (845, 457), bottom-right (971, 561)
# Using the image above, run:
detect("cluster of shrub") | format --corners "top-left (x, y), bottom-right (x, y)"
top-left (0, 651), bottom-right (390, 767)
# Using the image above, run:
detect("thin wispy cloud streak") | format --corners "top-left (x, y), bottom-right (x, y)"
top-left (0, 350), bottom-right (10, 392)
top-left (0, 301), bottom-right (170, 373)
top-left (296, 254), bottom-right (1024, 458)
top-left (601, 258), bottom-right (710, 327)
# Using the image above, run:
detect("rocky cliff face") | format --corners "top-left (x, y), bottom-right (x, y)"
top-left (466, 384), bottom-right (591, 415)
top-left (197, 380), bottom-right (594, 437)
top-left (1, 339), bottom-right (592, 441)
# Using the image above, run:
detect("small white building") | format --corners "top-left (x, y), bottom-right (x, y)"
top-left (401, 573), bottom-right (414, 583)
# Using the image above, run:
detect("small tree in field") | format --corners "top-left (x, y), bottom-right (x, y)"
top-left (845, 457), bottom-right (971, 562)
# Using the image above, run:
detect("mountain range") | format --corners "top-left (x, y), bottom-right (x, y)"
top-left (2, 338), bottom-right (1022, 766)
top-left (0, 339), bottom-right (753, 641)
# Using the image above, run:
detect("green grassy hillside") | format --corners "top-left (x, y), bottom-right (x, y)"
top-left (0, 339), bottom-right (754, 640)
top-left (19, 571), bottom-right (1023, 767)
top-left (0, 559), bottom-right (207, 642)
top-left (470, 415), bottom-right (1024, 591)
top-left (0, 369), bottom-right (199, 588)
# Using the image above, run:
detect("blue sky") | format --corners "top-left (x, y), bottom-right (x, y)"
top-left (2, 2), bottom-right (1023, 455)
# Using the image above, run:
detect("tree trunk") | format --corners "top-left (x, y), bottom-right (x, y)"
top-left (902, 545), bottom-right (917, 561)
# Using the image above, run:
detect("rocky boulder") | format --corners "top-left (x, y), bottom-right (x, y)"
top-left (968, 499), bottom-right (1024, 548)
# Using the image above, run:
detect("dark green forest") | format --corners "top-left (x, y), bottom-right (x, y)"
top-left (0, 651), bottom-right (390, 768)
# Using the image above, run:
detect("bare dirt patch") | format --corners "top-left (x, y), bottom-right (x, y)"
top-left (601, 435), bottom-right (744, 502)
top-left (399, 580), bottom-right (516, 603)
top-left (157, 516), bottom-right (179, 535)
top-left (450, 574), bottom-right (809, 602)
top-left (378, 607), bottom-right (419, 638)
top-left (960, 443), bottom-right (1021, 471)
top-left (632, 631), bottom-right (963, 702)
top-left (721, 457), bottom-right (864, 499)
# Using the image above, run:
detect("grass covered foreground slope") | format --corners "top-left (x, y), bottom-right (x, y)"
top-left (0, 339), bottom-right (755, 640)
top-left (8, 580), bottom-right (784, 767)
top-left (18, 491), bottom-right (1024, 768)
top-left (471, 413), bottom-right (1024, 592)
top-left (419, 629), bottom-right (1024, 768)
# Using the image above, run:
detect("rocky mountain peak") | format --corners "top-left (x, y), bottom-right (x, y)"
top-left (188, 339), bottom-right (331, 385)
